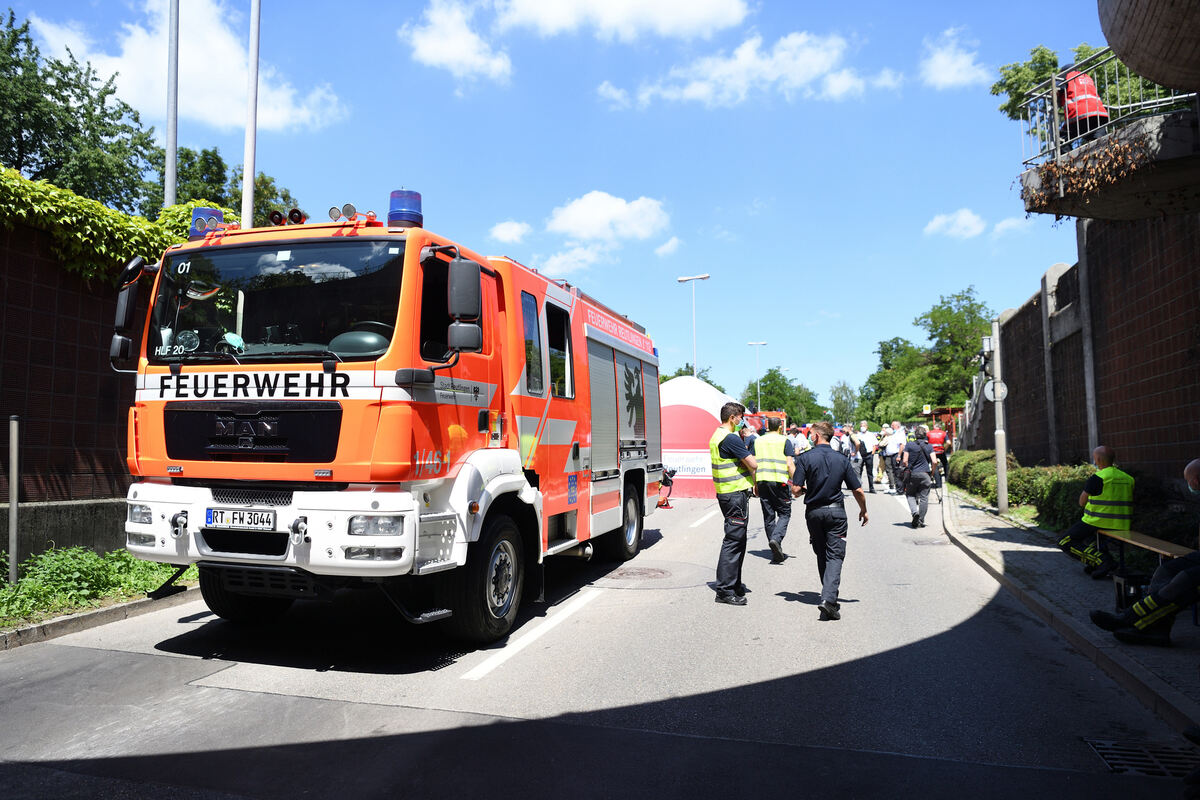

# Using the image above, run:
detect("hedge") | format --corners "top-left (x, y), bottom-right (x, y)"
top-left (0, 167), bottom-right (238, 285)
top-left (947, 450), bottom-right (1200, 546)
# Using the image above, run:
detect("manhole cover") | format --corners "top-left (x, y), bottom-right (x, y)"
top-left (608, 566), bottom-right (670, 580)
top-left (1085, 739), bottom-right (1200, 777)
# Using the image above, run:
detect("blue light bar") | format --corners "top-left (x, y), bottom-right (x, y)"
top-left (388, 190), bottom-right (422, 227)
top-left (189, 208), bottom-right (223, 239)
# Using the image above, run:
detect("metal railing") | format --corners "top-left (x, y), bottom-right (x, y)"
top-left (1019, 47), bottom-right (1197, 166)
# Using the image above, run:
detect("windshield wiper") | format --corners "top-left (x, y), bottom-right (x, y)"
top-left (239, 349), bottom-right (344, 362)
top-left (182, 351), bottom-right (243, 365)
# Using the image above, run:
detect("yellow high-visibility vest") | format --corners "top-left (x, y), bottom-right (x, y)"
top-left (1082, 466), bottom-right (1134, 530)
top-left (710, 427), bottom-right (752, 494)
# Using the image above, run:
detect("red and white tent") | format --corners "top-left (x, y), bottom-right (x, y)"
top-left (659, 376), bottom-right (738, 499)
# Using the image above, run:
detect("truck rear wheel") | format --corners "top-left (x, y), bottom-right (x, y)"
top-left (442, 515), bottom-right (524, 643)
top-left (198, 566), bottom-right (293, 624)
top-left (600, 490), bottom-right (642, 561)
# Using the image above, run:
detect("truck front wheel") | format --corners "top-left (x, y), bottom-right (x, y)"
top-left (199, 566), bottom-right (293, 624)
top-left (442, 515), bottom-right (525, 643)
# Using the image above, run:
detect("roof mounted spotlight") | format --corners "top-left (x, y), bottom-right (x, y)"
top-left (268, 209), bottom-right (285, 226)
top-left (342, 203), bottom-right (356, 220)
top-left (288, 208), bottom-right (305, 224)
top-left (328, 206), bottom-right (341, 222)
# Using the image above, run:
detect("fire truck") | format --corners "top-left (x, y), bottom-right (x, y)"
top-left (110, 192), bottom-right (664, 643)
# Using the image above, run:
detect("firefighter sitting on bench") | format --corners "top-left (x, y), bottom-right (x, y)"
top-left (1058, 445), bottom-right (1132, 579)
top-left (1090, 459), bottom-right (1200, 647)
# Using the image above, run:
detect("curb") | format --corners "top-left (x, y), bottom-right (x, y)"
top-left (0, 585), bottom-right (198, 652)
top-left (939, 489), bottom-right (1200, 733)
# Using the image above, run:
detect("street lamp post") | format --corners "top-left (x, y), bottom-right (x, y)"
top-left (747, 341), bottom-right (766, 411)
top-left (677, 274), bottom-right (710, 377)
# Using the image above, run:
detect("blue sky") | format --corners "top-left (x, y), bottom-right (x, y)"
top-left (17, 0), bottom-right (1108, 410)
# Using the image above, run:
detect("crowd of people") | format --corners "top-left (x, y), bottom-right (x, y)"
top-left (702, 407), bottom-right (1200, 646)
top-left (708, 403), bottom-right (953, 620)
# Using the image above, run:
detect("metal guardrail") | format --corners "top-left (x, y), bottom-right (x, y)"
top-left (1019, 47), bottom-right (1198, 167)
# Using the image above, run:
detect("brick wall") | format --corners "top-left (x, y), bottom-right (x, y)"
top-left (998, 295), bottom-right (1048, 465)
top-left (971, 214), bottom-right (1200, 480)
top-left (1087, 214), bottom-right (1200, 477)
top-left (0, 223), bottom-right (137, 503)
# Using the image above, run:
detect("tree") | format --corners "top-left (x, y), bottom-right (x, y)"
top-left (141, 146), bottom-right (230, 219)
top-left (658, 363), bottom-right (726, 394)
top-left (227, 167), bottom-right (305, 229)
top-left (913, 287), bottom-right (993, 405)
top-left (739, 367), bottom-right (818, 422)
top-left (828, 381), bottom-right (858, 424)
top-left (856, 287), bottom-right (992, 422)
top-left (0, 12), bottom-right (155, 213)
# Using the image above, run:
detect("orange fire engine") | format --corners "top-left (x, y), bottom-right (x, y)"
top-left (111, 192), bottom-right (664, 642)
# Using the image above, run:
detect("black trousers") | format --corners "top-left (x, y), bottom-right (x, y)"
top-left (883, 453), bottom-right (899, 489)
top-left (758, 481), bottom-right (792, 546)
top-left (715, 490), bottom-right (750, 597)
top-left (859, 455), bottom-right (875, 492)
top-left (1058, 519), bottom-right (1113, 566)
top-left (806, 504), bottom-right (848, 605)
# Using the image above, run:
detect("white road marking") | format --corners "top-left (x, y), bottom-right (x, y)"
top-left (460, 588), bottom-right (603, 681)
top-left (691, 508), bottom-right (719, 528)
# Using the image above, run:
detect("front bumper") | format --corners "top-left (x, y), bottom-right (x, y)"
top-left (123, 481), bottom-right (428, 577)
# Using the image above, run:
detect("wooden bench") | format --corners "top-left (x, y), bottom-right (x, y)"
top-left (1095, 528), bottom-right (1198, 614)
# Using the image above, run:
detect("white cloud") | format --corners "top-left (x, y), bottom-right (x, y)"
top-left (490, 220), bottom-right (532, 243)
top-left (821, 69), bottom-right (865, 100)
top-left (30, 0), bottom-right (345, 132)
top-left (924, 208), bottom-right (986, 239)
top-left (992, 216), bottom-right (1034, 238)
top-left (872, 68), bottom-right (903, 89)
top-left (597, 80), bottom-right (631, 110)
top-left (655, 236), bottom-right (681, 256)
top-left (399, 0), bottom-right (512, 84)
top-left (541, 244), bottom-right (606, 276)
top-left (919, 28), bottom-right (990, 90)
top-left (496, 0), bottom-right (748, 42)
top-left (546, 191), bottom-right (669, 242)
top-left (636, 32), bottom-right (881, 108)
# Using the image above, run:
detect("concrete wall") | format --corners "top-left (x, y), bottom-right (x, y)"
top-left (1, 499), bottom-right (127, 559)
top-left (967, 214), bottom-right (1200, 480)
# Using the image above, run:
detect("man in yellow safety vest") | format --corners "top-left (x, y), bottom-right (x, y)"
top-left (754, 416), bottom-right (795, 564)
top-left (1058, 445), bottom-right (1134, 580)
top-left (710, 401), bottom-right (757, 606)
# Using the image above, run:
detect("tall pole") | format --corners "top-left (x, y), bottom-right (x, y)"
top-left (241, 0), bottom-right (261, 228)
top-left (676, 274), bottom-right (710, 377)
top-left (163, 0), bottom-right (179, 208)
top-left (8, 416), bottom-right (18, 585)
top-left (993, 318), bottom-right (1009, 513)
top-left (747, 341), bottom-right (766, 411)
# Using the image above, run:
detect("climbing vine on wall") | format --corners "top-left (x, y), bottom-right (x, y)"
top-left (0, 168), bottom-right (237, 285)
top-left (1022, 135), bottom-right (1152, 216)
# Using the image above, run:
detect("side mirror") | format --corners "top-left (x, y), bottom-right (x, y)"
top-left (110, 334), bottom-right (132, 360)
top-left (447, 321), bottom-right (482, 353)
top-left (114, 256), bottom-right (145, 334)
top-left (447, 256), bottom-right (481, 322)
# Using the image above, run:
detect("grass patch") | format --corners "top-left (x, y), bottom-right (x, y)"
top-left (0, 547), bottom-right (196, 631)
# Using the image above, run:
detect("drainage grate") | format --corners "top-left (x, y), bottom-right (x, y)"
top-left (1085, 739), bottom-right (1200, 778)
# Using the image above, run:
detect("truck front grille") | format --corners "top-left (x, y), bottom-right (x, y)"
top-left (199, 529), bottom-right (289, 557)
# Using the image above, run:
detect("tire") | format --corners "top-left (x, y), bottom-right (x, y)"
top-left (442, 515), bottom-right (525, 643)
top-left (198, 566), bottom-right (293, 624)
top-left (601, 489), bottom-right (642, 562)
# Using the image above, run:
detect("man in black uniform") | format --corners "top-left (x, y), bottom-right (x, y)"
top-left (793, 420), bottom-right (869, 620)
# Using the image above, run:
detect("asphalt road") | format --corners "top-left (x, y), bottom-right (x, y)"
top-left (0, 489), bottom-right (1186, 798)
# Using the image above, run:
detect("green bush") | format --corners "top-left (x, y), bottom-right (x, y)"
top-left (0, 547), bottom-right (197, 630)
top-left (949, 451), bottom-right (1200, 541)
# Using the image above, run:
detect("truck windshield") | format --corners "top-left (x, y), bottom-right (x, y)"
top-left (148, 240), bottom-right (404, 363)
